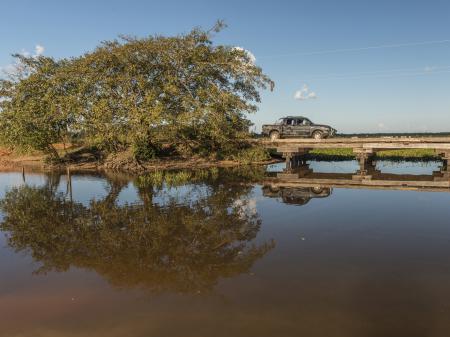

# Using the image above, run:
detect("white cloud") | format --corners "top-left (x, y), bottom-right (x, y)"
top-left (294, 84), bottom-right (317, 101)
top-left (1, 44), bottom-right (45, 78)
top-left (35, 44), bottom-right (45, 56)
top-left (424, 65), bottom-right (436, 72)
top-left (1, 64), bottom-right (17, 74)
top-left (294, 90), bottom-right (304, 100)
top-left (0, 62), bottom-right (21, 78)
top-left (377, 123), bottom-right (385, 129)
top-left (307, 91), bottom-right (317, 99)
top-left (20, 49), bottom-right (31, 57)
top-left (233, 46), bottom-right (256, 64)
top-left (19, 44), bottom-right (45, 58)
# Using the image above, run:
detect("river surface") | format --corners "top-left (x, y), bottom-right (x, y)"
top-left (1, 161), bottom-right (450, 337)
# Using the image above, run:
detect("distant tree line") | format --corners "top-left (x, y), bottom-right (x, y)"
top-left (337, 132), bottom-right (450, 138)
top-left (0, 22), bottom-right (274, 161)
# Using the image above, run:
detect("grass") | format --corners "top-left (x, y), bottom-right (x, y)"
top-left (134, 168), bottom-right (221, 189)
top-left (135, 170), bottom-right (195, 188)
top-left (376, 149), bottom-right (438, 160)
top-left (308, 148), bottom-right (354, 159)
top-left (227, 145), bottom-right (271, 164)
top-left (306, 148), bottom-right (439, 161)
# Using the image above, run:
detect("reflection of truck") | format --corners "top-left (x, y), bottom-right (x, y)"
top-left (262, 116), bottom-right (337, 141)
top-left (262, 185), bottom-right (332, 206)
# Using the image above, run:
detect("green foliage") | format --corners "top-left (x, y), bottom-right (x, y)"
top-left (228, 145), bottom-right (271, 164)
top-left (0, 57), bottom-right (75, 158)
top-left (0, 22), bottom-right (273, 160)
top-left (308, 148), bottom-right (439, 161)
top-left (135, 168), bottom-right (215, 189)
top-left (136, 170), bottom-right (165, 188)
top-left (308, 148), bottom-right (355, 160)
top-left (376, 149), bottom-right (437, 160)
top-left (135, 170), bottom-right (194, 188)
top-left (132, 139), bottom-right (160, 161)
top-left (134, 166), bottom-right (265, 192)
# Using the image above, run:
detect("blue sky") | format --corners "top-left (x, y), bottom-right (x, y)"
top-left (1, 0), bottom-right (450, 133)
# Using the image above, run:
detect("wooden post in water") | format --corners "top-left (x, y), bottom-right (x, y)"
top-left (443, 152), bottom-right (449, 170)
top-left (434, 150), bottom-right (450, 180)
top-left (22, 166), bottom-right (25, 183)
top-left (353, 148), bottom-right (374, 178)
top-left (285, 153), bottom-right (300, 170)
top-left (441, 152), bottom-right (449, 180)
top-left (66, 167), bottom-right (73, 202)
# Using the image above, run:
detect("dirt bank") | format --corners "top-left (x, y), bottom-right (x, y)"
top-left (0, 148), bottom-right (281, 173)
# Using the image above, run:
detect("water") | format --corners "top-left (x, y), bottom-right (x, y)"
top-left (1, 161), bottom-right (450, 337)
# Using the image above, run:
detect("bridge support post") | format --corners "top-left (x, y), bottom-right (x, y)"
top-left (353, 148), bottom-right (374, 175)
top-left (443, 152), bottom-right (449, 168)
top-left (283, 150), bottom-right (309, 170)
top-left (435, 150), bottom-right (450, 175)
top-left (284, 153), bottom-right (293, 170)
top-left (438, 151), bottom-right (450, 179)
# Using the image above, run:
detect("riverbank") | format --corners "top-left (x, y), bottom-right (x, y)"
top-left (0, 146), bottom-right (281, 172)
top-left (0, 146), bottom-right (442, 173)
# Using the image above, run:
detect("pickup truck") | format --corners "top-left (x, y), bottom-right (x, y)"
top-left (262, 116), bottom-right (337, 141)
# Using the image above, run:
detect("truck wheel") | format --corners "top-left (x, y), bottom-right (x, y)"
top-left (270, 131), bottom-right (280, 141)
top-left (312, 131), bottom-right (323, 140)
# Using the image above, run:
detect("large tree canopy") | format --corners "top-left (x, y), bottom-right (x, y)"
top-left (0, 22), bottom-right (274, 159)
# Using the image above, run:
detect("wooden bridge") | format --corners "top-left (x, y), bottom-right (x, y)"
top-left (260, 137), bottom-right (450, 172)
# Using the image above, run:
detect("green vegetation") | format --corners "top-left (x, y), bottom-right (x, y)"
top-left (134, 165), bottom-right (267, 189)
top-left (308, 148), bottom-right (355, 160)
top-left (226, 145), bottom-right (271, 164)
top-left (375, 149), bottom-right (438, 160)
top-left (307, 148), bottom-right (439, 161)
top-left (0, 21), bottom-right (274, 163)
top-left (135, 170), bottom-right (199, 188)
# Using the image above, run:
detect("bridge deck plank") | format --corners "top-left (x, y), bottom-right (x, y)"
top-left (257, 137), bottom-right (450, 153)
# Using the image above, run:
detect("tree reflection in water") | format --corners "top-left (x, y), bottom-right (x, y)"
top-left (0, 168), bottom-right (274, 293)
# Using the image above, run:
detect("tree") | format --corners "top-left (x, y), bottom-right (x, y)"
top-left (0, 56), bottom-right (77, 159)
top-left (0, 22), bottom-right (274, 160)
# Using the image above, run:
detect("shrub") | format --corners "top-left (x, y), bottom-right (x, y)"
top-left (228, 145), bottom-right (271, 164)
top-left (132, 139), bottom-right (160, 161)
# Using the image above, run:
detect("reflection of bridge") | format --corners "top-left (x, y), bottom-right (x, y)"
top-left (264, 161), bottom-right (450, 193)
top-left (260, 137), bottom-right (450, 171)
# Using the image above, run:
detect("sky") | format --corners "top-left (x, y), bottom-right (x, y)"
top-left (1, 0), bottom-right (450, 133)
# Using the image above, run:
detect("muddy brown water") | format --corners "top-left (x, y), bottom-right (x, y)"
top-left (1, 161), bottom-right (450, 337)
